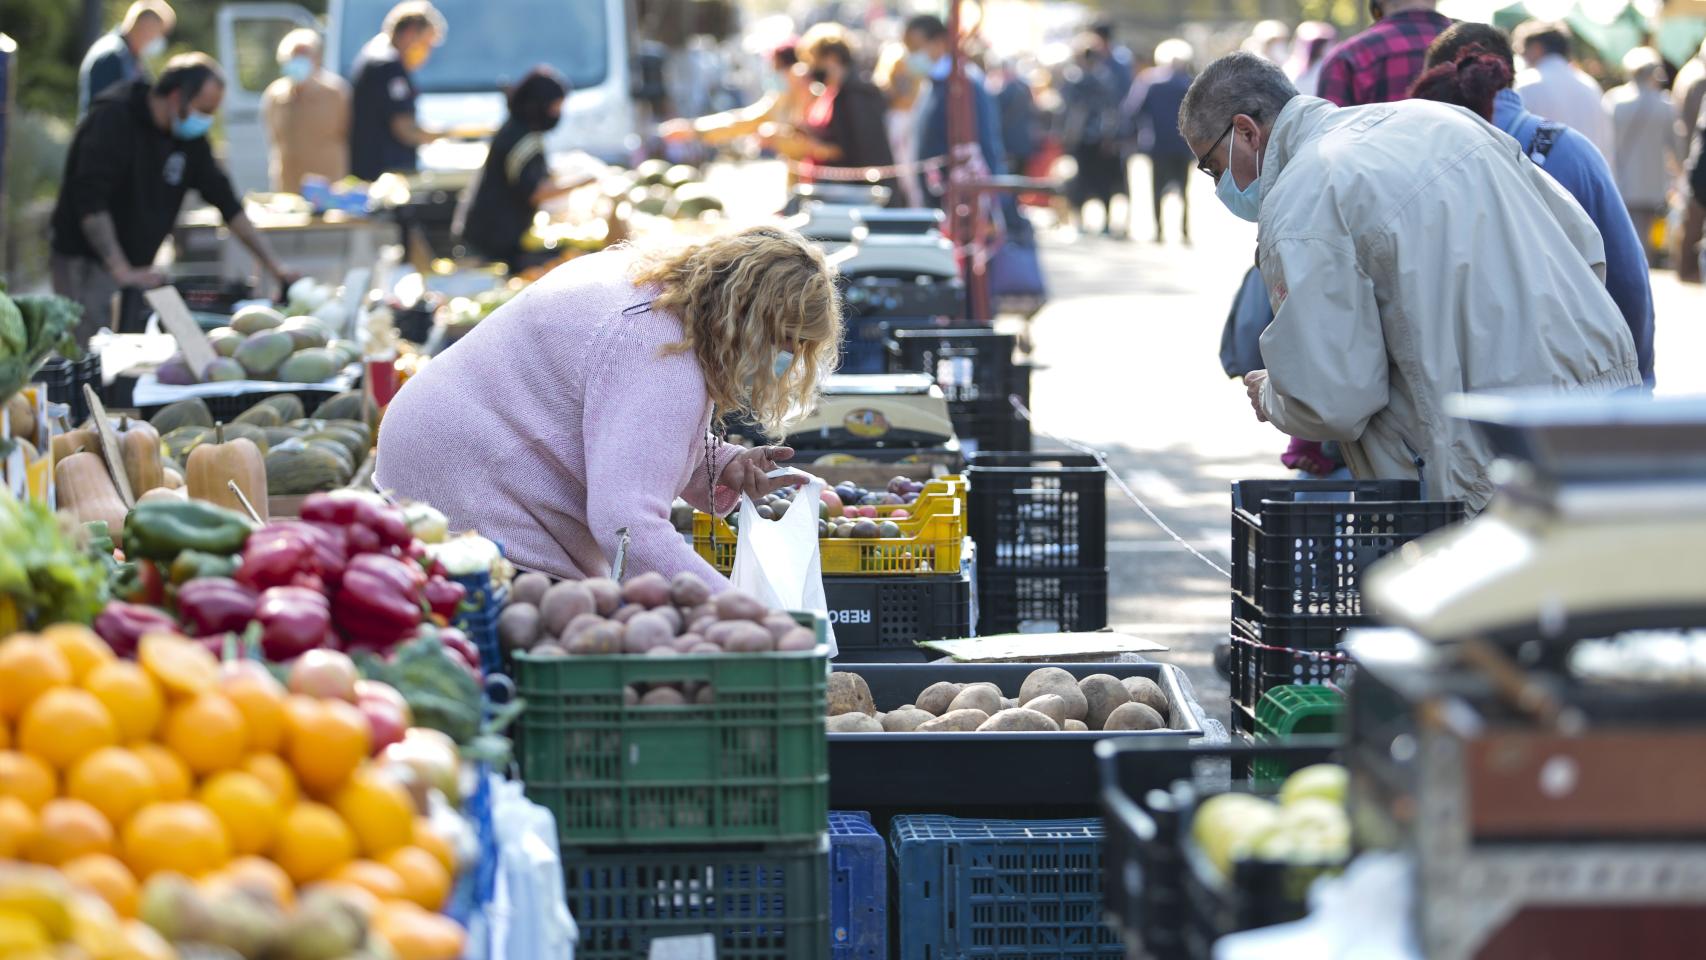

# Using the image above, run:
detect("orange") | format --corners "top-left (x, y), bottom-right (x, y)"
top-left (137, 634), bottom-right (218, 700)
top-left (270, 802), bottom-right (356, 884)
top-left (0, 635), bottom-right (72, 721)
top-left (130, 745), bottom-right (191, 803)
top-left (412, 818), bottom-right (457, 875)
top-left (300, 880), bottom-right (379, 922)
top-left (41, 624), bottom-right (112, 683)
top-left (0, 719), bottom-right (8, 749)
top-left (218, 664), bottom-right (288, 754)
top-left (371, 899), bottom-right (466, 960)
top-left (121, 919), bottom-right (176, 960)
top-left (0, 751), bottom-right (56, 809)
top-left (82, 661), bottom-right (164, 744)
top-left (161, 693), bottom-right (246, 776)
top-left (327, 859), bottom-right (407, 901)
top-left (287, 699), bottom-right (370, 796)
top-left (0, 796), bottom-right (40, 858)
top-left (60, 853), bottom-right (138, 917)
top-left (221, 855), bottom-right (294, 909)
top-left (333, 768), bottom-right (415, 857)
top-left (120, 801), bottom-right (230, 879)
top-left (381, 845), bottom-right (451, 911)
top-left (240, 753), bottom-right (299, 809)
top-left (197, 772), bottom-right (281, 856)
top-left (27, 798), bottom-right (114, 864)
top-left (66, 748), bottom-right (159, 829)
top-left (18, 688), bottom-right (117, 771)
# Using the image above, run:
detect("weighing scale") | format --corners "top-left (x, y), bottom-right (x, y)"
top-left (1344, 394), bottom-right (1706, 960)
top-left (780, 184), bottom-right (895, 247)
top-left (783, 373), bottom-right (960, 460)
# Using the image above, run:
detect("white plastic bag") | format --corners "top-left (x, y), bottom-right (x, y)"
top-left (489, 778), bottom-right (579, 960)
top-left (730, 470), bottom-right (837, 656)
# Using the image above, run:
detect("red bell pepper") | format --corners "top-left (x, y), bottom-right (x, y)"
top-left (300, 493), bottom-right (413, 556)
top-left (176, 578), bottom-right (259, 638)
top-left (256, 586), bottom-right (335, 660)
top-left (236, 521), bottom-right (347, 592)
top-left (438, 625), bottom-right (481, 669)
top-left (332, 553), bottom-right (424, 651)
top-left (116, 560), bottom-right (166, 607)
top-left (423, 576), bottom-right (466, 621)
top-left (93, 601), bottom-right (179, 657)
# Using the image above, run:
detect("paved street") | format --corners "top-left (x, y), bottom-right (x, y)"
top-left (1022, 165), bottom-right (1705, 724)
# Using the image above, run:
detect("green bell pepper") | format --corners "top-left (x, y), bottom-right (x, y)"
top-left (123, 500), bottom-right (253, 563)
top-left (168, 549), bottom-right (241, 585)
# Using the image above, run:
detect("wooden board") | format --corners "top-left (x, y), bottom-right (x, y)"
top-left (144, 286), bottom-right (218, 380)
top-left (920, 632), bottom-right (1168, 663)
top-left (84, 385), bottom-right (135, 507)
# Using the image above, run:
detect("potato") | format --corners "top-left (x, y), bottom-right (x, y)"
top-left (828, 713), bottom-right (883, 733)
top-left (561, 612), bottom-right (604, 641)
top-left (722, 621), bottom-right (776, 653)
top-left (624, 685), bottom-right (639, 706)
top-left (916, 709), bottom-right (989, 732)
top-left (613, 604), bottom-right (647, 624)
top-left (1121, 676), bottom-right (1169, 717)
top-left (828, 672), bottom-right (876, 716)
top-left (947, 684), bottom-right (1002, 716)
top-left (670, 572), bottom-right (712, 608)
top-left (540, 582), bottom-right (596, 637)
top-left (645, 645), bottom-right (679, 657)
top-left (703, 621), bottom-right (738, 647)
top-left (688, 642), bottom-right (723, 654)
top-left (532, 642), bottom-right (568, 658)
top-left (1103, 702), bottom-right (1166, 731)
top-left (762, 612), bottom-right (800, 641)
top-left (915, 682), bottom-right (962, 716)
top-left (882, 707), bottom-right (935, 732)
top-left (900, 704), bottom-right (916, 711)
top-left (510, 572), bottom-right (551, 607)
top-left (624, 612), bottom-right (674, 652)
top-left (583, 577), bottom-right (622, 616)
top-left (1080, 675), bottom-right (1133, 730)
top-left (687, 602), bottom-right (716, 625)
top-left (777, 627), bottom-right (817, 651)
top-left (1001, 697), bottom-right (1019, 711)
top-left (639, 686), bottom-right (688, 707)
top-left (695, 685), bottom-right (715, 704)
top-left (1020, 668), bottom-right (1088, 722)
top-left (652, 605), bottom-right (684, 634)
top-left (1022, 695), bottom-right (1068, 726)
top-left (977, 708), bottom-right (1061, 732)
top-left (1064, 719), bottom-right (1089, 732)
top-left (621, 571), bottom-right (672, 608)
top-left (673, 633), bottom-right (705, 652)
top-left (567, 622), bottom-right (624, 654)
top-left (498, 603), bottom-right (542, 652)
top-left (714, 591), bottom-right (767, 622)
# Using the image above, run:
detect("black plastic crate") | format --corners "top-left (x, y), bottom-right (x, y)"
top-left (968, 451), bottom-right (1107, 570)
top-left (888, 327), bottom-right (1016, 404)
top-left (977, 566), bottom-right (1107, 635)
top-left (1228, 613), bottom-right (1352, 717)
top-left (138, 387), bottom-right (344, 424)
top-left (1096, 736), bottom-right (1342, 960)
top-left (116, 278), bottom-right (260, 333)
top-left (948, 376), bottom-right (1032, 454)
top-left (825, 572), bottom-right (972, 662)
top-left (1231, 479), bottom-right (1464, 621)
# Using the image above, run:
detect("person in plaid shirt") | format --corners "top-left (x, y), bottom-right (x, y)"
top-left (1315, 0), bottom-right (1453, 106)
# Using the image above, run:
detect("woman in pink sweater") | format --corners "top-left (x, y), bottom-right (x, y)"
top-left (375, 226), bottom-right (842, 586)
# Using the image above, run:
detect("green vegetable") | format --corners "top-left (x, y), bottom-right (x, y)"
top-left (0, 494), bottom-right (109, 632)
top-left (0, 294), bottom-right (82, 405)
top-left (122, 499), bottom-right (253, 562)
top-left (354, 633), bottom-right (510, 756)
top-left (0, 292), bottom-right (24, 356)
top-left (168, 549), bottom-right (241, 585)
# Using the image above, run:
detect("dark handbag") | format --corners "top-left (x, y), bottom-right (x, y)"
top-left (987, 237), bottom-right (1046, 302)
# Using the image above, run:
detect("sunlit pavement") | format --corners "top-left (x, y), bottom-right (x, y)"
top-left (1022, 162), bottom-right (1706, 721)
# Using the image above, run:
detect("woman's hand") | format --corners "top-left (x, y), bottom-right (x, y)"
top-left (719, 445), bottom-right (805, 500)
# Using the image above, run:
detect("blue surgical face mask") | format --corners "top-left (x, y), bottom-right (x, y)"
top-left (173, 110), bottom-right (214, 140)
top-left (906, 52), bottom-right (933, 76)
top-left (141, 36), bottom-right (166, 59)
top-left (773, 350), bottom-right (794, 377)
top-left (281, 56), bottom-right (313, 83)
top-left (1215, 128), bottom-right (1263, 222)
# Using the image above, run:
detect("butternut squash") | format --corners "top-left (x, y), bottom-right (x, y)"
top-left (138, 486), bottom-right (187, 503)
top-left (4, 393), bottom-right (34, 445)
top-left (115, 417), bottom-right (165, 498)
top-left (51, 428), bottom-right (98, 466)
top-left (186, 423), bottom-right (269, 521)
top-left (163, 466), bottom-right (184, 490)
top-left (55, 451), bottom-right (128, 532)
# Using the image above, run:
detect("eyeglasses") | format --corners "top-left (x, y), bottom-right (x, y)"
top-left (1195, 119), bottom-right (1235, 180)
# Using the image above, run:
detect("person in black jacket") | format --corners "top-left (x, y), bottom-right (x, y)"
top-left (454, 67), bottom-right (592, 271)
top-left (348, 1), bottom-right (445, 181)
top-left (49, 54), bottom-right (295, 342)
top-left (774, 24), bottom-right (897, 201)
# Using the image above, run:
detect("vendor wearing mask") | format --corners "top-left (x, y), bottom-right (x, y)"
top-left (349, 1), bottom-right (445, 181)
top-left (49, 54), bottom-right (297, 343)
top-left (454, 67), bottom-right (593, 272)
top-left (261, 28), bottom-right (351, 193)
top-left (78, 0), bottom-right (175, 117)
top-left (771, 25), bottom-right (897, 198)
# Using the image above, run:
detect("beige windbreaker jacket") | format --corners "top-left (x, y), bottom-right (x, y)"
top-left (1253, 96), bottom-right (1640, 510)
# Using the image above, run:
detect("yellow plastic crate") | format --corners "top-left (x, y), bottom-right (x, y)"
top-left (693, 493), bottom-right (967, 575)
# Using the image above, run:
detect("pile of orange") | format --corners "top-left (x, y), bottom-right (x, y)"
top-left (0, 627), bottom-right (463, 958)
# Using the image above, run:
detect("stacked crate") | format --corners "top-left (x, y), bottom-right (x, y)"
top-left (968, 452), bottom-right (1109, 634)
top-left (888, 328), bottom-right (1032, 454)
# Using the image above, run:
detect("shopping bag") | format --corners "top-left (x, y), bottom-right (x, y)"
top-left (729, 470), bottom-right (837, 656)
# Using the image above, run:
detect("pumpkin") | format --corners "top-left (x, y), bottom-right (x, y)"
top-left (115, 417), bottom-right (165, 497)
top-left (265, 441), bottom-right (348, 495)
top-left (314, 391), bottom-right (365, 423)
top-left (138, 486), bottom-right (187, 503)
top-left (233, 403), bottom-right (284, 428)
top-left (55, 451), bottom-right (128, 531)
top-left (186, 423), bottom-right (269, 521)
top-left (5, 393), bottom-right (35, 445)
top-left (51, 428), bottom-right (99, 465)
top-left (163, 466), bottom-right (185, 490)
top-left (150, 398), bottom-right (214, 433)
top-left (257, 393), bottom-right (306, 422)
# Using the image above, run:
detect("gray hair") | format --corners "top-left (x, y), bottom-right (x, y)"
top-left (1178, 51), bottom-right (1299, 146)
top-left (277, 27), bottom-right (322, 63)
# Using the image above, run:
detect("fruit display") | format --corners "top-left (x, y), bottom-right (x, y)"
top-left (824, 667), bottom-right (1173, 732)
top-left (0, 494), bottom-right (109, 635)
top-left (1191, 764), bottom-right (1350, 877)
top-left (156, 304), bottom-right (359, 387)
top-left (145, 395), bottom-right (375, 498)
top-left (498, 569), bottom-right (818, 657)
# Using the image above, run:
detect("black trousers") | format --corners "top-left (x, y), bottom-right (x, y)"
top-left (1149, 154), bottom-right (1190, 238)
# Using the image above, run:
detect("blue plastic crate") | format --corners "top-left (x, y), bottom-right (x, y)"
top-left (452, 569), bottom-right (508, 674)
top-left (891, 815), bottom-right (1123, 960)
top-left (829, 811), bottom-right (886, 960)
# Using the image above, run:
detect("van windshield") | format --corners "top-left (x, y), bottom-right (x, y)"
top-left (337, 0), bottom-right (611, 93)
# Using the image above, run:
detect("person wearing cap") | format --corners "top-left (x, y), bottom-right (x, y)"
top-left (349, 0), bottom-right (446, 181)
top-left (261, 28), bottom-right (351, 193)
top-left (79, 1), bottom-right (175, 117)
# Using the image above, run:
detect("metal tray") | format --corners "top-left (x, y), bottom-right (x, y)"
top-left (828, 662), bottom-right (1203, 816)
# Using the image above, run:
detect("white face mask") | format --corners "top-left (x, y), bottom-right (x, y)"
top-left (141, 35), bottom-right (167, 59)
top-left (772, 350), bottom-right (794, 377)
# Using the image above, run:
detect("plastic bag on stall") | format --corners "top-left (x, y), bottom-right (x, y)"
top-left (729, 469), bottom-right (837, 657)
top-left (488, 777), bottom-right (578, 960)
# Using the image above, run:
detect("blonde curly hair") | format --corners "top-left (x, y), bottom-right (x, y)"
top-left (629, 226), bottom-right (842, 438)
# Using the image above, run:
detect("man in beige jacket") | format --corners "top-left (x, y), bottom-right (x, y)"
top-left (261, 28), bottom-right (351, 193)
top-left (1181, 52), bottom-right (1639, 510)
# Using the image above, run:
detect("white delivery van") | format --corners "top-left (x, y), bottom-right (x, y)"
top-left (218, 0), bottom-right (636, 193)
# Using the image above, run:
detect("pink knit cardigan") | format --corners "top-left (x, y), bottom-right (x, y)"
top-left (375, 250), bottom-right (743, 585)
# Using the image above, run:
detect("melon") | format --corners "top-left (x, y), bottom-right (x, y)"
top-left (235, 331), bottom-right (294, 378)
top-left (276, 348), bottom-right (341, 384)
top-left (278, 316), bottom-right (331, 351)
top-left (203, 357), bottom-right (246, 382)
top-left (230, 304), bottom-right (285, 334)
top-left (207, 327), bottom-right (244, 357)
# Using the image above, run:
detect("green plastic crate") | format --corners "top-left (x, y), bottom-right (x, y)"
top-left (563, 837), bottom-right (831, 960)
top-left (1251, 685), bottom-right (1344, 786)
top-left (512, 614), bottom-right (829, 846)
